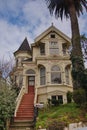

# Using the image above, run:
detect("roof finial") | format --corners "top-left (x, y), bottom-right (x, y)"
top-left (51, 22), bottom-right (53, 26)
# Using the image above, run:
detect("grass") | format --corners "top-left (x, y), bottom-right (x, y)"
top-left (36, 103), bottom-right (87, 129)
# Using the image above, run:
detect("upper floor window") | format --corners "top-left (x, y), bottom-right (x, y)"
top-left (49, 42), bottom-right (59, 55)
top-left (62, 43), bottom-right (68, 55)
top-left (40, 43), bottom-right (45, 55)
top-left (50, 34), bottom-right (55, 38)
top-left (40, 66), bottom-right (46, 85)
top-left (51, 65), bottom-right (61, 84)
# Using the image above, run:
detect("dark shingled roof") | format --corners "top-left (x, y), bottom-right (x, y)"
top-left (17, 38), bottom-right (31, 51)
top-left (14, 38), bottom-right (31, 55)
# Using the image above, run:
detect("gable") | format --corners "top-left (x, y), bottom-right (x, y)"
top-left (34, 25), bottom-right (71, 44)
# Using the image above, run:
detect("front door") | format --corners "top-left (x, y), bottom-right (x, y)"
top-left (28, 76), bottom-right (35, 93)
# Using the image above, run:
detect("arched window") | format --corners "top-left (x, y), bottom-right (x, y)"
top-left (51, 65), bottom-right (61, 84)
top-left (65, 66), bottom-right (69, 84)
top-left (26, 69), bottom-right (35, 74)
top-left (40, 66), bottom-right (46, 85)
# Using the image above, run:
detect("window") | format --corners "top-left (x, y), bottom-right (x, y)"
top-left (50, 34), bottom-right (55, 38)
top-left (65, 67), bottom-right (69, 84)
top-left (51, 65), bottom-right (61, 84)
top-left (28, 76), bottom-right (35, 86)
top-left (40, 66), bottom-right (46, 85)
top-left (62, 43), bottom-right (67, 55)
top-left (40, 43), bottom-right (45, 55)
top-left (51, 95), bottom-right (63, 104)
top-left (49, 42), bottom-right (59, 55)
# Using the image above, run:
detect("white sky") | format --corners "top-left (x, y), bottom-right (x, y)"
top-left (0, 0), bottom-right (87, 62)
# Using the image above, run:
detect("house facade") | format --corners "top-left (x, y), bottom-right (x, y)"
top-left (12, 25), bottom-right (73, 120)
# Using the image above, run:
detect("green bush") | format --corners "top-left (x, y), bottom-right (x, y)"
top-left (81, 102), bottom-right (87, 110)
top-left (51, 99), bottom-right (59, 106)
top-left (73, 88), bottom-right (86, 106)
top-left (67, 91), bottom-right (72, 103)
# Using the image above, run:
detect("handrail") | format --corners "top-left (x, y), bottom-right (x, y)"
top-left (14, 86), bottom-right (25, 116)
top-left (34, 88), bottom-right (37, 106)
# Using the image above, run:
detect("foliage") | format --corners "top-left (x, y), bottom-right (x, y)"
top-left (71, 55), bottom-right (85, 88)
top-left (45, 0), bottom-right (87, 19)
top-left (80, 69), bottom-right (87, 95)
top-left (36, 103), bottom-right (84, 129)
top-left (51, 99), bottom-right (59, 106)
top-left (81, 102), bottom-right (87, 110)
top-left (67, 91), bottom-right (72, 103)
top-left (80, 34), bottom-right (87, 60)
top-left (0, 78), bottom-right (17, 128)
top-left (73, 88), bottom-right (86, 106)
top-left (47, 98), bottom-right (63, 107)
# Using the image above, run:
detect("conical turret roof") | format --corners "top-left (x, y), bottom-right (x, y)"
top-left (14, 38), bottom-right (31, 55)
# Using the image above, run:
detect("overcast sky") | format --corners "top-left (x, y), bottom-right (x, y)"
top-left (0, 0), bottom-right (87, 61)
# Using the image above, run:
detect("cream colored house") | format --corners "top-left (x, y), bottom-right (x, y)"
top-left (12, 25), bottom-right (73, 119)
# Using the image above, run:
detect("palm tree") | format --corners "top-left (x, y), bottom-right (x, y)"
top-left (45, 0), bottom-right (87, 89)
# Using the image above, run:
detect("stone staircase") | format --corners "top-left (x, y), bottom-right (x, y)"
top-left (10, 86), bottom-right (35, 130)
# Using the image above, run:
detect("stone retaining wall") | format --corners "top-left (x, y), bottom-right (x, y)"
top-left (38, 122), bottom-right (87, 130)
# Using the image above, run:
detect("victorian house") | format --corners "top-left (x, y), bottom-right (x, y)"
top-left (10, 25), bottom-right (73, 129)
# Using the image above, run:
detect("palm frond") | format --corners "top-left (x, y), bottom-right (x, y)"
top-left (45, 0), bottom-right (87, 19)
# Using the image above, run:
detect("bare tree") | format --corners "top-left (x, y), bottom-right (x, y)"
top-left (0, 56), bottom-right (15, 80)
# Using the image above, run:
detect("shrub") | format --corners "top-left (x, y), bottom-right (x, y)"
top-left (51, 99), bottom-right (59, 106)
top-left (47, 99), bottom-right (59, 106)
top-left (67, 91), bottom-right (72, 103)
top-left (73, 88), bottom-right (86, 106)
top-left (81, 102), bottom-right (87, 110)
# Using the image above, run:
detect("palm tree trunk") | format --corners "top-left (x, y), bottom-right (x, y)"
top-left (69, 0), bottom-right (84, 89)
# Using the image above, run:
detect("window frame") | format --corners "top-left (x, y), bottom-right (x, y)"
top-left (40, 66), bottom-right (46, 85)
top-left (51, 65), bottom-right (62, 84)
top-left (40, 43), bottom-right (45, 55)
top-left (49, 41), bottom-right (59, 55)
top-left (50, 34), bottom-right (55, 38)
top-left (51, 95), bottom-right (63, 104)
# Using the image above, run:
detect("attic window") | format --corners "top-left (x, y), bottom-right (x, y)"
top-left (50, 34), bottom-right (55, 38)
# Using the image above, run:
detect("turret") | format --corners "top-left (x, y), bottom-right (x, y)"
top-left (14, 38), bottom-right (31, 67)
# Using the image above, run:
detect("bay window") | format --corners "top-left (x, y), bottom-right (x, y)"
top-left (51, 65), bottom-right (61, 84)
